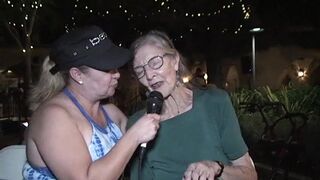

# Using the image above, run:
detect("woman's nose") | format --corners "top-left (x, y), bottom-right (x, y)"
top-left (110, 69), bottom-right (120, 78)
top-left (144, 67), bottom-right (155, 80)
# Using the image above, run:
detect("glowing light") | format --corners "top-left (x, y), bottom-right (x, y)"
top-left (22, 122), bottom-right (29, 127)
top-left (250, 27), bottom-right (264, 33)
top-left (182, 76), bottom-right (190, 83)
top-left (66, 0), bottom-right (251, 40)
top-left (204, 73), bottom-right (208, 80)
top-left (297, 69), bottom-right (306, 79)
top-left (204, 73), bottom-right (208, 84)
top-left (244, 12), bottom-right (250, 19)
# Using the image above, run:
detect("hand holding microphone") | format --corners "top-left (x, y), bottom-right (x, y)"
top-left (130, 91), bottom-right (163, 147)
top-left (136, 91), bottom-right (163, 180)
top-left (141, 91), bottom-right (163, 148)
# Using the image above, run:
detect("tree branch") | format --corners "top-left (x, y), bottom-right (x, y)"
top-left (4, 22), bottom-right (24, 49)
top-left (28, 0), bottom-right (41, 36)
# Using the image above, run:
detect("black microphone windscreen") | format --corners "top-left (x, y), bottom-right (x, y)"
top-left (146, 91), bottom-right (164, 114)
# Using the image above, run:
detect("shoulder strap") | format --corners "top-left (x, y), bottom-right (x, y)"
top-left (63, 88), bottom-right (120, 143)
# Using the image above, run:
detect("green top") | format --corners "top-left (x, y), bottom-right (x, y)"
top-left (128, 88), bottom-right (248, 180)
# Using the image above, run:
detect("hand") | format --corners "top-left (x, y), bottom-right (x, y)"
top-left (183, 161), bottom-right (221, 180)
top-left (129, 114), bottom-right (160, 144)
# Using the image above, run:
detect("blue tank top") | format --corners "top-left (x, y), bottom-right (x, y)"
top-left (22, 88), bottom-right (123, 179)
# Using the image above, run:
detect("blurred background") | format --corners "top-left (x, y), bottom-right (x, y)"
top-left (0, 0), bottom-right (319, 179)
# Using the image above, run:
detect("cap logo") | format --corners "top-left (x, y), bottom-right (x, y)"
top-left (89, 32), bottom-right (107, 46)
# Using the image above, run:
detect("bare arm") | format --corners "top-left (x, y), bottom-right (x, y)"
top-left (183, 153), bottom-right (257, 180)
top-left (31, 104), bottom-right (160, 180)
top-left (220, 153), bottom-right (257, 180)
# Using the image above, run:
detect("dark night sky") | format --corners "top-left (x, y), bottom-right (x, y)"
top-left (1, 0), bottom-right (320, 60)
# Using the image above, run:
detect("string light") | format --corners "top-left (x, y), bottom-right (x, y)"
top-left (3, 0), bottom-right (43, 52)
top-left (68, 0), bottom-right (250, 29)
top-left (2, 0), bottom-right (251, 46)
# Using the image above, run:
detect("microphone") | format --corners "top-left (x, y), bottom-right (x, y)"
top-left (140, 91), bottom-right (164, 148)
top-left (139, 91), bottom-right (163, 180)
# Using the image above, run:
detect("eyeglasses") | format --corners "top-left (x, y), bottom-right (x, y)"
top-left (134, 53), bottom-right (171, 79)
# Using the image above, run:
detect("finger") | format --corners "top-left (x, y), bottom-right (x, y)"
top-left (182, 175), bottom-right (190, 180)
top-left (191, 170), bottom-right (200, 180)
top-left (149, 113), bottom-right (161, 119)
top-left (199, 174), bottom-right (207, 180)
top-left (186, 163), bottom-right (196, 172)
top-left (183, 170), bottom-right (192, 180)
top-left (207, 174), bottom-right (214, 180)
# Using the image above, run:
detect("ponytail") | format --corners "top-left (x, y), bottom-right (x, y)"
top-left (28, 56), bottom-right (67, 111)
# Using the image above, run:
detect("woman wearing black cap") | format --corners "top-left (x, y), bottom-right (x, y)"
top-left (22, 26), bottom-right (160, 180)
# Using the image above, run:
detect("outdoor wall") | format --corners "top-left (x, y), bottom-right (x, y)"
top-left (222, 45), bottom-right (320, 90)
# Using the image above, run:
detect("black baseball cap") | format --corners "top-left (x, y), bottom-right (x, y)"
top-left (49, 25), bottom-right (131, 74)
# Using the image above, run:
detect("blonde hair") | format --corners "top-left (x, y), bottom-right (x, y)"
top-left (130, 30), bottom-right (190, 83)
top-left (28, 56), bottom-right (67, 111)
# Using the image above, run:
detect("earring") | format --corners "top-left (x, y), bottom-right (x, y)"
top-left (176, 71), bottom-right (181, 87)
top-left (78, 80), bottom-right (83, 85)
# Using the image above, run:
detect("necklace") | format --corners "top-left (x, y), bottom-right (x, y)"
top-left (170, 95), bottom-right (180, 114)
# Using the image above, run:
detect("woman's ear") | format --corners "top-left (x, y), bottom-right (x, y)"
top-left (69, 67), bottom-right (83, 84)
top-left (173, 53), bottom-right (180, 71)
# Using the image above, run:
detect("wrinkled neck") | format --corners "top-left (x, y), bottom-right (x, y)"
top-left (161, 86), bottom-right (193, 121)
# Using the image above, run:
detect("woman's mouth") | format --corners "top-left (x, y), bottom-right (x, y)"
top-left (151, 81), bottom-right (163, 89)
top-left (111, 82), bottom-right (118, 88)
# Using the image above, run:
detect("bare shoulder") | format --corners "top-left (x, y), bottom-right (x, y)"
top-left (28, 95), bottom-right (75, 139)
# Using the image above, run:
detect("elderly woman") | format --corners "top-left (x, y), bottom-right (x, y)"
top-left (128, 30), bottom-right (257, 180)
top-left (23, 26), bottom-right (160, 180)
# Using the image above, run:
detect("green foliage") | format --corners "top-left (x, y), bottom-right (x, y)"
top-left (230, 88), bottom-right (259, 119)
top-left (230, 85), bottom-right (320, 145)
top-left (259, 85), bottom-right (320, 115)
top-left (231, 85), bottom-right (320, 116)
